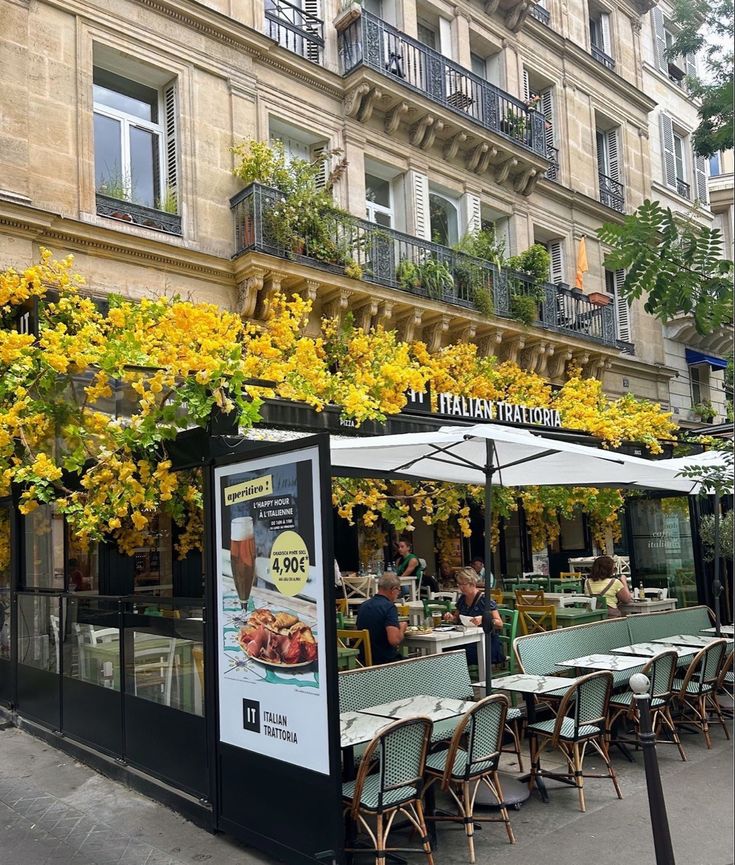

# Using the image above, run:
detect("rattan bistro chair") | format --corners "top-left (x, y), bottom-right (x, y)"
top-left (673, 639), bottom-right (730, 748)
top-left (343, 717), bottom-right (435, 865)
top-left (608, 649), bottom-right (686, 761)
top-left (716, 650), bottom-right (733, 718)
top-left (528, 671), bottom-right (622, 812)
top-left (424, 695), bottom-right (515, 863)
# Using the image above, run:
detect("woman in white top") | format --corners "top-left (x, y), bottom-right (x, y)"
top-left (584, 555), bottom-right (632, 618)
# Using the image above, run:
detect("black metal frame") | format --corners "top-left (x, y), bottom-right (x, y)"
top-left (591, 44), bottom-right (615, 69)
top-left (598, 171), bottom-right (625, 212)
top-left (264, 0), bottom-right (324, 64)
top-left (96, 193), bottom-right (182, 236)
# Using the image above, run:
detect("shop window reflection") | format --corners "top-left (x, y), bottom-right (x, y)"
top-left (67, 523), bottom-right (99, 594)
top-left (133, 513), bottom-right (173, 597)
top-left (24, 506), bottom-right (64, 590)
top-left (63, 598), bottom-right (120, 689)
top-left (0, 506), bottom-right (11, 660)
top-left (17, 594), bottom-right (60, 673)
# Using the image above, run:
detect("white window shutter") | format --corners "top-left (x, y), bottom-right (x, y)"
top-left (651, 8), bottom-right (667, 72)
top-left (463, 193), bottom-right (482, 236)
top-left (614, 269), bottom-right (630, 341)
top-left (303, 0), bottom-right (321, 63)
top-left (522, 68), bottom-right (530, 102)
top-left (596, 131), bottom-right (607, 176)
top-left (163, 82), bottom-right (178, 210)
top-left (607, 128), bottom-right (620, 182)
top-left (685, 52), bottom-right (697, 79)
top-left (494, 217), bottom-right (511, 256)
top-left (548, 240), bottom-right (564, 284)
top-left (659, 113), bottom-right (677, 189)
top-left (600, 12), bottom-right (612, 55)
top-left (410, 171), bottom-right (431, 240)
top-left (311, 144), bottom-right (327, 190)
top-left (541, 88), bottom-right (554, 149)
top-left (693, 150), bottom-right (708, 205)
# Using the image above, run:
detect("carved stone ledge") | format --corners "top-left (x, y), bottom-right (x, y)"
top-left (423, 314), bottom-right (451, 352)
top-left (237, 266), bottom-right (266, 319)
top-left (397, 308), bottom-right (423, 342)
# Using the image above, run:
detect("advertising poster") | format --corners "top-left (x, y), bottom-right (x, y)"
top-left (214, 445), bottom-right (330, 775)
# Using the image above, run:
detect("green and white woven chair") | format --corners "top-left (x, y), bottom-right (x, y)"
top-left (673, 638), bottom-right (729, 749)
top-left (343, 717), bottom-right (434, 865)
top-left (424, 695), bottom-right (515, 863)
top-left (528, 670), bottom-right (622, 812)
top-left (715, 650), bottom-right (733, 719)
top-left (608, 649), bottom-right (686, 761)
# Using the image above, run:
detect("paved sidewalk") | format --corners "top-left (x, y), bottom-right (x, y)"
top-left (0, 718), bottom-right (732, 865)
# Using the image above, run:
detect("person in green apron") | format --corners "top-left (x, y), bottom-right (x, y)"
top-left (394, 539), bottom-right (423, 596)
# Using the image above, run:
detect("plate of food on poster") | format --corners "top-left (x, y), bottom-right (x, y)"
top-left (237, 607), bottom-right (318, 670)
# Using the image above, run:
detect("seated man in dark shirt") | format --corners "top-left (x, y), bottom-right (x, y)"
top-left (356, 573), bottom-right (407, 665)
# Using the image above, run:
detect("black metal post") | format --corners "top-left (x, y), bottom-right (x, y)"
top-left (484, 439), bottom-right (494, 696)
top-left (633, 678), bottom-right (676, 865)
top-left (712, 495), bottom-right (722, 637)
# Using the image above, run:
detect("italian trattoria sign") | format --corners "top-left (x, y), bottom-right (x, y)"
top-left (403, 387), bottom-right (563, 428)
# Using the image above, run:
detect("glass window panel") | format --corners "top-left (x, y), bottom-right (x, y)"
top-left (429, 193), bottom-right (458, 246)
top-left (471, 53), bottom-right (486, 78)
top-left (17, 593), bottom-right (60, 673)
top-left (673, 134), bottom-right (685, 180)
top-left (67, 524), bottom-right (98, 594)
top-left (374, 211), bottom-right (392, 227)
top-left (365, 173), bottom-right (390, 207)
top-left (63, 598), bottom-right (120, 689)
top-left (132, 513), bottom-right (173, 597)
top-left (559, 514), bottom-right (586, 550)
top-left (129, 126), bottom-right (159, 208)
top-left (0, 506), bottom-right (11, 661)
top-left (94, 113), bottom-right (123, 192)
top-left (93, 70), bottom-right (158, 122)
top-left (417, 22), bottom-right (436, 49)
top-left (709, 153), bottom-right (721, 176)
top-left (24, 506), bottom-right (64, 590)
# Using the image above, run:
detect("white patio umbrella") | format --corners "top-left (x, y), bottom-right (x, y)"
top-left (330, 423), bottom-right (706, 691)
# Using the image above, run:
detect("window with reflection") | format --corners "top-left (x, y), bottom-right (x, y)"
top-left (67, 523), bottom-right (99, 594)
top-left (132, 513), bottom-right (173, 597)
top-left (63, 597), bottom-right (121, 689)
top-left (23, 505), bottom-right (64, 590)
top-left (17, 594), bottom-right (60, 673)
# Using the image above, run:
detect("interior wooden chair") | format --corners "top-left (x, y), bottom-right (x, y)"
top-left (336, 598), bottom-right (348, 616)
top-left (516, 603), bottom-right (557, 636)
top-left (424, 695), bottom-right (515, 863)
top-left (558, 571), bottom-right (580, 581)
top-left (607, 649), bottom-right (686, 761)
top-left (514, 589), bottom-right (545, 606)
top-left (337, 628), bottom-right (373, 667)
top-left (343, 717), bottom-right (434, 865)
top-left (528, 671), bottom-right (622, 812)
top-left (489, 588), bottom-right (504, 606)
top-left (673, 639), bottom-right (729, 748)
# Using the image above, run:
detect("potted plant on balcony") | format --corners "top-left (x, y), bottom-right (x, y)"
top-left (418, 257), bottom-right (455, 299)
top-left (691, 400), bottom-right (717, 423)
top-left (396, 259), bottom-right (421, 292)
top-left (505, 243), bottom-right (550, 324)
top-left (587, 291), bottom-right (611, 305)
top-left (453, 227), bottom-right (505, 315)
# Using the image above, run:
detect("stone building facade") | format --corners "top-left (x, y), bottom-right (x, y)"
top-left (0, 0), bottom-right (727, 417)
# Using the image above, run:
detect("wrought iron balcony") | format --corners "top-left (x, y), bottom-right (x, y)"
top-left (264, 0), bottom-right (324, 65)
top-left (95, 193), bottom-right (182, 235)
top-left (337, 10), bottom-right (548, 160)
top-left (231, 183), bottom-right (617, 346)
top-left (529, 4), bottom-right (551, 24)
top-left (676, 178), bottom-right (691, 199)
top-left (591, 44), bottom-right (615, 70)
top-left (598, 172), bottom-right (625, 212)
top-left (545, 146), bottom-right (560, 181)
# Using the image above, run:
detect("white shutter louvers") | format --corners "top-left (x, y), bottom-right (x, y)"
top-left (614, 269), bottom-right (631, 342)
top-left (548, 240), bottom-right (564, 284)
top-left (693, 150), bottom-right (708, 204)
top-left (651, 8), bottom-right (667, 72)
top-left (163, 82), bottom-right (178, 212)
top-left (659, 113), bottom-right (677, 189)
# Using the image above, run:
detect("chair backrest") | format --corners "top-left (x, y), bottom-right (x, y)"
top-left (497, 607), bottom-right (519, 673)
top-left (351, 717), bottom-right (432, 814)
top-left (423, 599), bottom-right (452, 617)
top-left (488, 588), bottom-right (504, 606)
top-left (432, 591), bottom-right (458, 604)
top-left (444, 694), bottom-right (508, 784)
top-left (517, 603), bottom-right (557, 636)
top-left (716, 650), bottom-right (733, 690)
top-left (679, 639), bottom-right (728, 694)
top-left (642, 650), bottom-right (678, 700)
top-left (337, 628), bottom-right (373, 667)
top-left (515, 589), bottom-right (545, 605)
top-left (558, 571), bottom-right (580, 581)
top-left (336, 598), bottom-right (348, 615)
top-left (555, 671), bottom-right (613, 742)
top-left (342, 574), bottom-right (375, 599)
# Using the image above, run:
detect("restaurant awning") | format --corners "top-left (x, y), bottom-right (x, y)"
top-left (685, 349), bottom-right (728, 370)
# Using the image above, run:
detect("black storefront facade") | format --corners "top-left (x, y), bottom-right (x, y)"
top-left (0, 397), bottom-right (728, 863)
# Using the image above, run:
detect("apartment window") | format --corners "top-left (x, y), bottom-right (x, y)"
top-left (709, 152), bottom-right (722, 176)
top-left (596, 126), bottom-right (623, 211)
top-left (429, 192), bottom-right (459, 246)
top-left (417, 21), bottom-right (437, 50)
top-left (673, 132), bottom-right (690, 198)
top-left (690, 366), bottom-right (705, 406)
top-left (523, 69), bottom-right (556, 175)
top-left (471, 53), bottom-right (486, 78)
top-left (365, 173), bottom-right (394, 227)
top-left (652, 9), bottom-right (696, 87)
top-left (605, 268), bottom-right (630, 342)
top-left (264, 0), bottom-right (324, 64)
top-left (362, 0), bottom-right (383, 14)
top-left (589, 5), bottom-right (614, 68)
top-left (659, 115), bottom-right (703, 201)
top-left (269, 119), bottom-right (329, 188)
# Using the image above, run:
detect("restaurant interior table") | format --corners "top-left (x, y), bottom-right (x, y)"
top-left (495, 673), bottom-right (582, 803)
top-left (556, 653), bottom-right (648, 672)
top-left (618, 598), bottom-right (678, 614)
top-left (554, 607), bottom-right (607, 626)
top-left (403, 626), bottom-right (486, 684)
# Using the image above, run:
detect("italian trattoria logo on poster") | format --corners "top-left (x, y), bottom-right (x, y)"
top-left (214, 445), bottom-right (330, 775)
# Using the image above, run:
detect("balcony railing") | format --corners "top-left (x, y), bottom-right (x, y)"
top-left (231, 183), bottom-right (617, 346)
top-left (545, 146), bottom-right (560, 181)
top-left (598, 172), bottom-right (625, 213)
top-left (591, 44), bottom-right (615, 70)
top-left (95, 193), bottom-right (182, 236)
top-left (264, 0), bottom-right (324, 64)
top-left (338, 11), bottom-right (548, 158)
top-left (529, 4), bottom-right (551, 24)
top-left (676, 178), bottom-right (691, 199)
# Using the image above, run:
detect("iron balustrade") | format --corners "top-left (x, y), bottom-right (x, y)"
top-left (598, 172), bottom-right (625, 212)
top-left (231, 183), bottom-right (617, 346)
top-left (676, 178), bottom-right (691, 199)
top-left (591, 44), bottom-right (615, 69)
top-left (545, 146), bottom-right (560, 181)
top-left (530, 4), bottom-right (551, 24)
top-left (95, 193), bottom-right (182, 236)
top-left (264, 0), bottom-right (324, 64)
top-left (338, 11), bottom-right (548, 157)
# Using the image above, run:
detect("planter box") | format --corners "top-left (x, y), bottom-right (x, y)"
top-left (587, 292), bottom-right (612, 306)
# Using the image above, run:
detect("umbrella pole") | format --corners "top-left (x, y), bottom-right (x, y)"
top-left (713, 495), bottom-right (722, 638)
top-left (483, 440), bottom-right (494, 696)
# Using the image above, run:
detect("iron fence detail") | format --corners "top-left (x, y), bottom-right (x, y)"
top-left (598, 172), bottom-right (625, 212)
top-left (265, 0), bottom-right (324, 64)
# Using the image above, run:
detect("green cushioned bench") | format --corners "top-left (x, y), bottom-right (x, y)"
top-left (513, 605), bottom-right (718, 695)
